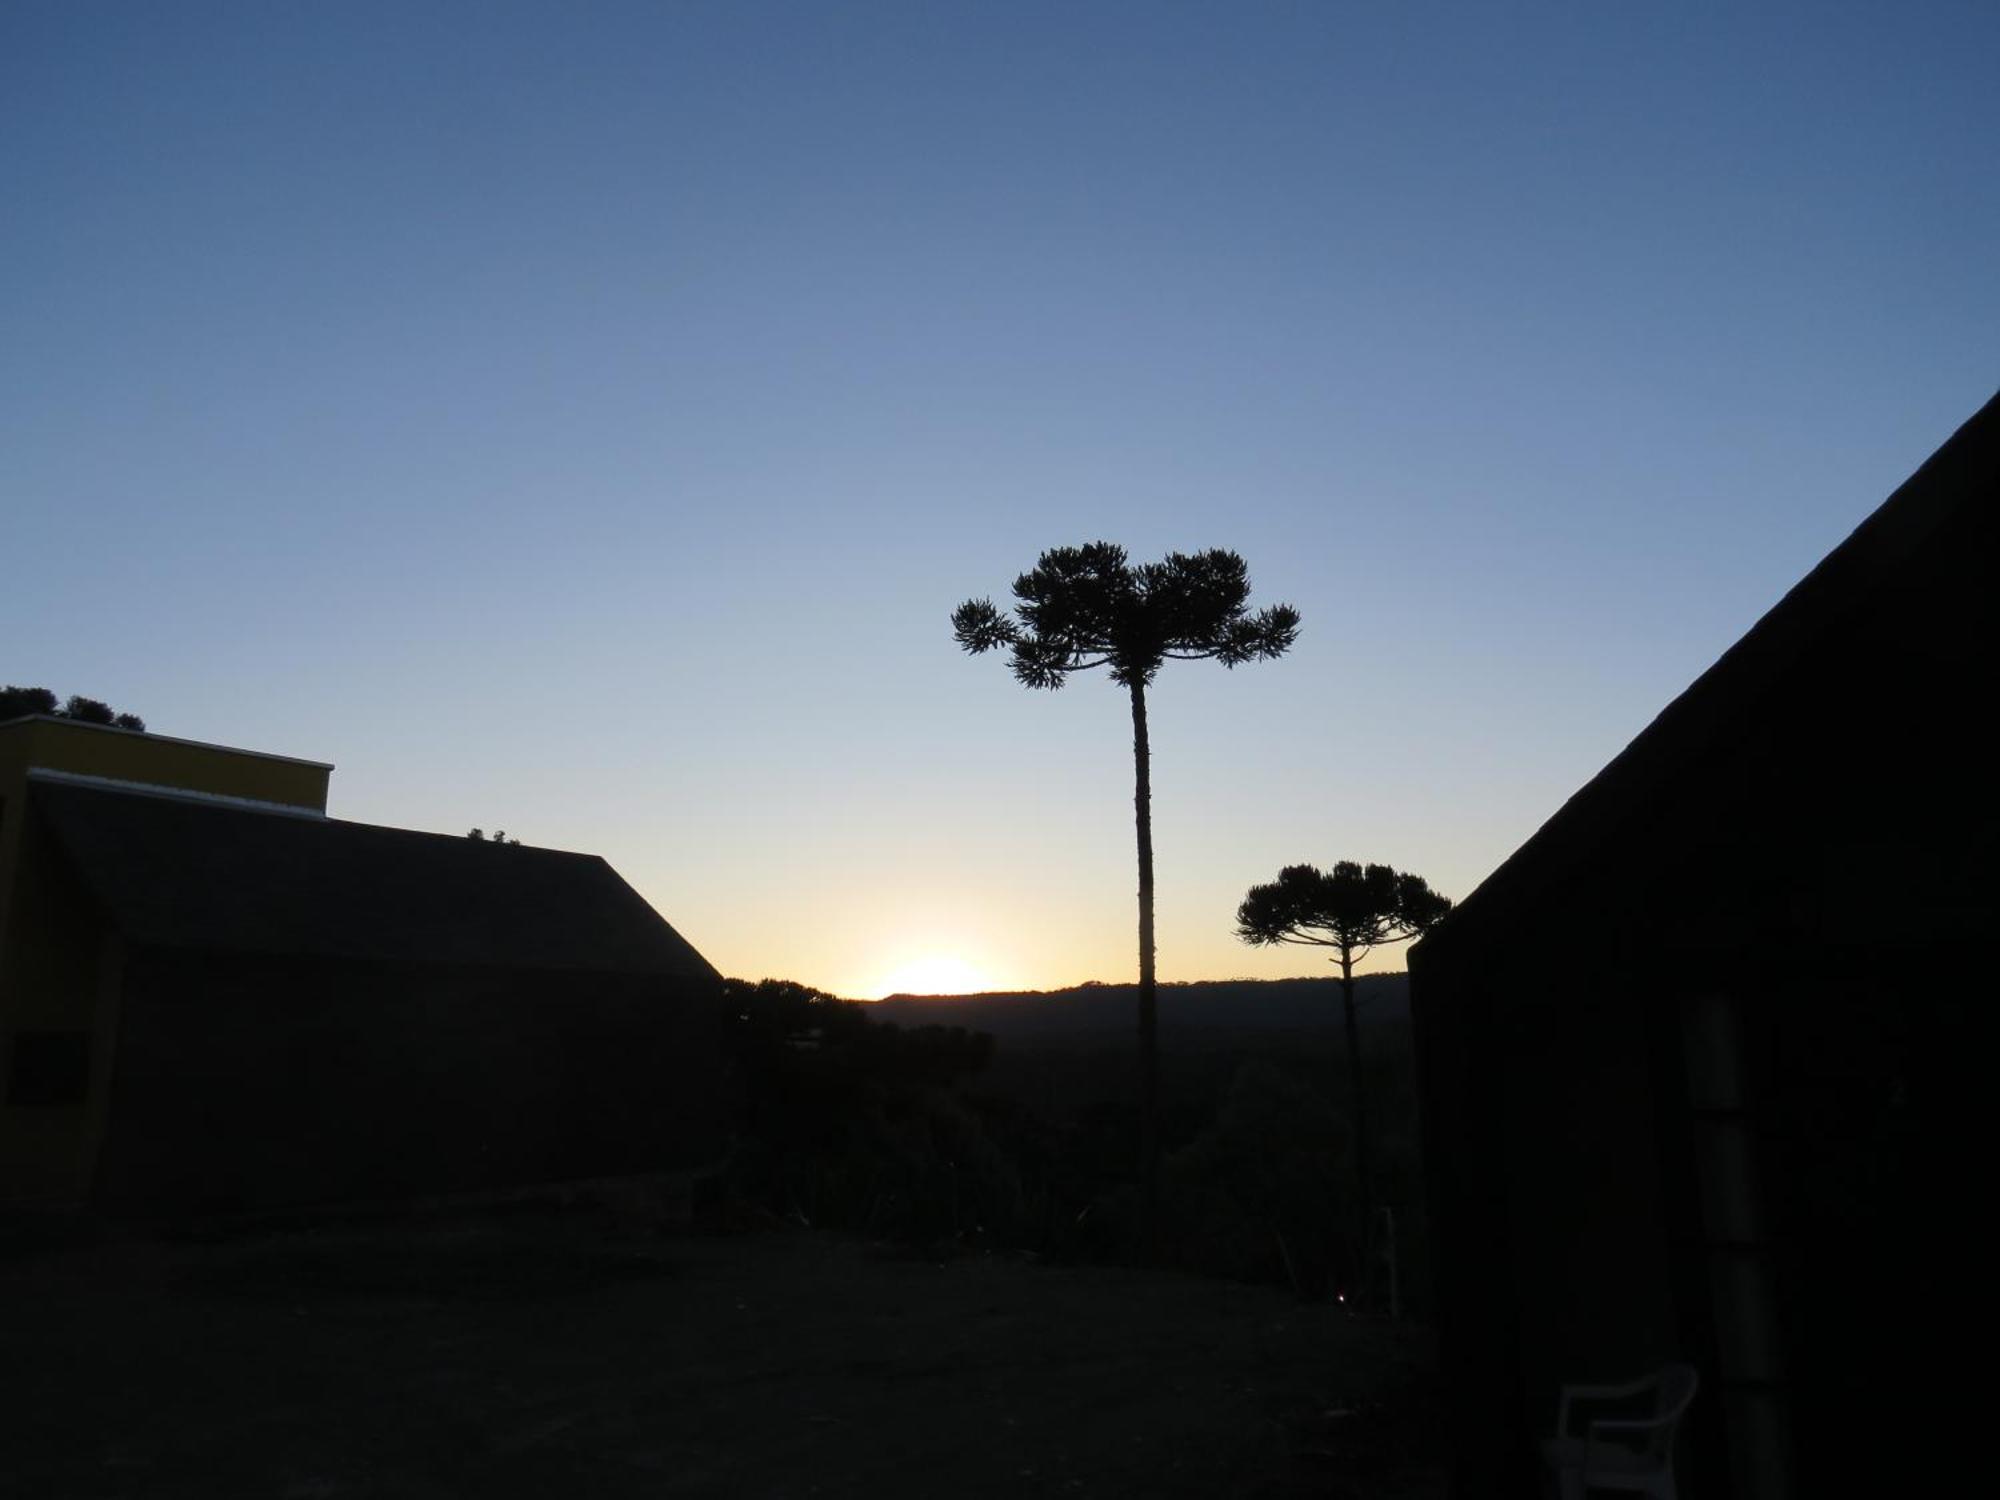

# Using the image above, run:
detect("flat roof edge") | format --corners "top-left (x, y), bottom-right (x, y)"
top-left (0, 714), bottom-right (334, 770)
top-left (28, 767), bottom-right (329, 819)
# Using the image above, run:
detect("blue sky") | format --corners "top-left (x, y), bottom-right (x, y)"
top-left (6, 2), bottom-right (1995, 996)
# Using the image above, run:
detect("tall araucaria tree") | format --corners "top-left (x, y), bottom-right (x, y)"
top-left (954, 544), bottom-right (1299, 1242)
top-left (1236, 861), bottom-right (1451, 1289)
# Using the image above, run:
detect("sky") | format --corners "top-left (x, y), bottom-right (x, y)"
top-left (5, 2), bottom-right (1995, 999)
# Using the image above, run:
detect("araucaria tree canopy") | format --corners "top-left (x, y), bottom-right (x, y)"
top-left (950, 543), bottom-right (1300, 691)
top-left (1235, 861), bottom-right (1452, 962)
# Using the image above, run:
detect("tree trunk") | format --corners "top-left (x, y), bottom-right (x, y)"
top-left (1130, 679), bottom-right (1158, 1254)
top-left (1339, 947), bottom-right (1376, 1300)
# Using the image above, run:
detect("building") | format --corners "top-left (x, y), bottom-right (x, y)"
top-left (1409, 392), bottom-right (1996, 1497)
top-left (1, 717), bottom-right (732, 1215)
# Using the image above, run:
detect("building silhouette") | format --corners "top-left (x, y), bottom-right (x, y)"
top-left (1, 717), bottom-right (731, 1215)
top-left (1410, 391), bottom-right (1996, 1497)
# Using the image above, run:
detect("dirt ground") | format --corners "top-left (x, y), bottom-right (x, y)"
top-left (1, 1213), bottom-right (1445, 1499)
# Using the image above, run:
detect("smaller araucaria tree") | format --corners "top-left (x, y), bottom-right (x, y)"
top-left (1236, 861), bottom-right (1451, 1287)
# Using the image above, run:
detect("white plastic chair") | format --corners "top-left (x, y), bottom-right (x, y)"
top-left (1540, 1363), bottom-right (1698, 1500)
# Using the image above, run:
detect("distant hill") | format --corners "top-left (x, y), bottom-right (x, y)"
top-left (867, 974), bottom-right (1409, 1047)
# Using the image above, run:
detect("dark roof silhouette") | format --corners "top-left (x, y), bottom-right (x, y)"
top-left (1421, 387), bottom-right (1999, 954)
top-left (33, 778), bottom-right (716, 979)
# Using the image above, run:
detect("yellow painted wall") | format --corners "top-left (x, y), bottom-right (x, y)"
top-left (0, 716), bottom-right (330, 816)
top-left (0, 717), bottom-right (333, 1208)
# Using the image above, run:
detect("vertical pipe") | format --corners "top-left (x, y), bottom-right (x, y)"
top-left (1682, 991), bottom-right (1793, 1499)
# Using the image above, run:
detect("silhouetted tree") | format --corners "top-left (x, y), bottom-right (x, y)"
top-left (0, 686), bottom-right (59, 719)
top-left (724, 977), bottom-right (868, 1056)
top-left (954, 544), bottom-right (1299, 1245)
top-left (1, 685), bottom-right (145, 732)
top-left (1236, 861), bottom-right (1450, 1293)
top-left (720, 977), bottom-right (1001, 1237)
top-left (466, 828), bottom-right (520, 845)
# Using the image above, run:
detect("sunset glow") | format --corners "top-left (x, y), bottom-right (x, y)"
top-left (867, 953), bottom-right (998, 1000)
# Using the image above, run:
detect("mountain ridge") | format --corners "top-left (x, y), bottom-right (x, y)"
top-left (864, 973), bottom-right (1411, 1044)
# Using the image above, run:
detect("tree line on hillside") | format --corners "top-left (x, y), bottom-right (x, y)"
top-left (868, 974), bottom-right (1415, 1040)
top-left (1, 685), bottom-right (146, 731)
top-left (716, 974), bottom-right (1433, 1306)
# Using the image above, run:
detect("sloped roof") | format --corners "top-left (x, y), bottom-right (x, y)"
top-left (1417, 389), bottom-right (1999, 957)
top-left (31, 778), bottom-right (718, 980)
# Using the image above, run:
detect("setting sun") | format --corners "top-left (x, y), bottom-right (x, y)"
top-left (867, 952), bottom-right (997, 1000)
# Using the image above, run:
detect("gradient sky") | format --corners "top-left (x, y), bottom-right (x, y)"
top-left (6, 2), bottom-right (1995, 998)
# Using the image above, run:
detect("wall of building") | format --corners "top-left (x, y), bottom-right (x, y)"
top-left (94, 949), bottom-right (738, 1214)
top-left (0, 810), bottom-right (121, 1206)
top-left (0, 718), bottom-right (335, 1208)
top-left (1412, 901), bottom-right (1691, 1498)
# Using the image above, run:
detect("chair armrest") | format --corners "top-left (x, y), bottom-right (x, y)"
top-left (1568, 1376), bottom-right (1662, 1402)
top-left (1556, 1375), bottom-right (1659, 1437)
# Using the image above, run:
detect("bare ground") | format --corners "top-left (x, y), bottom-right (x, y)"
top-left (1, 1214), bottom-right (1444, 1499)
